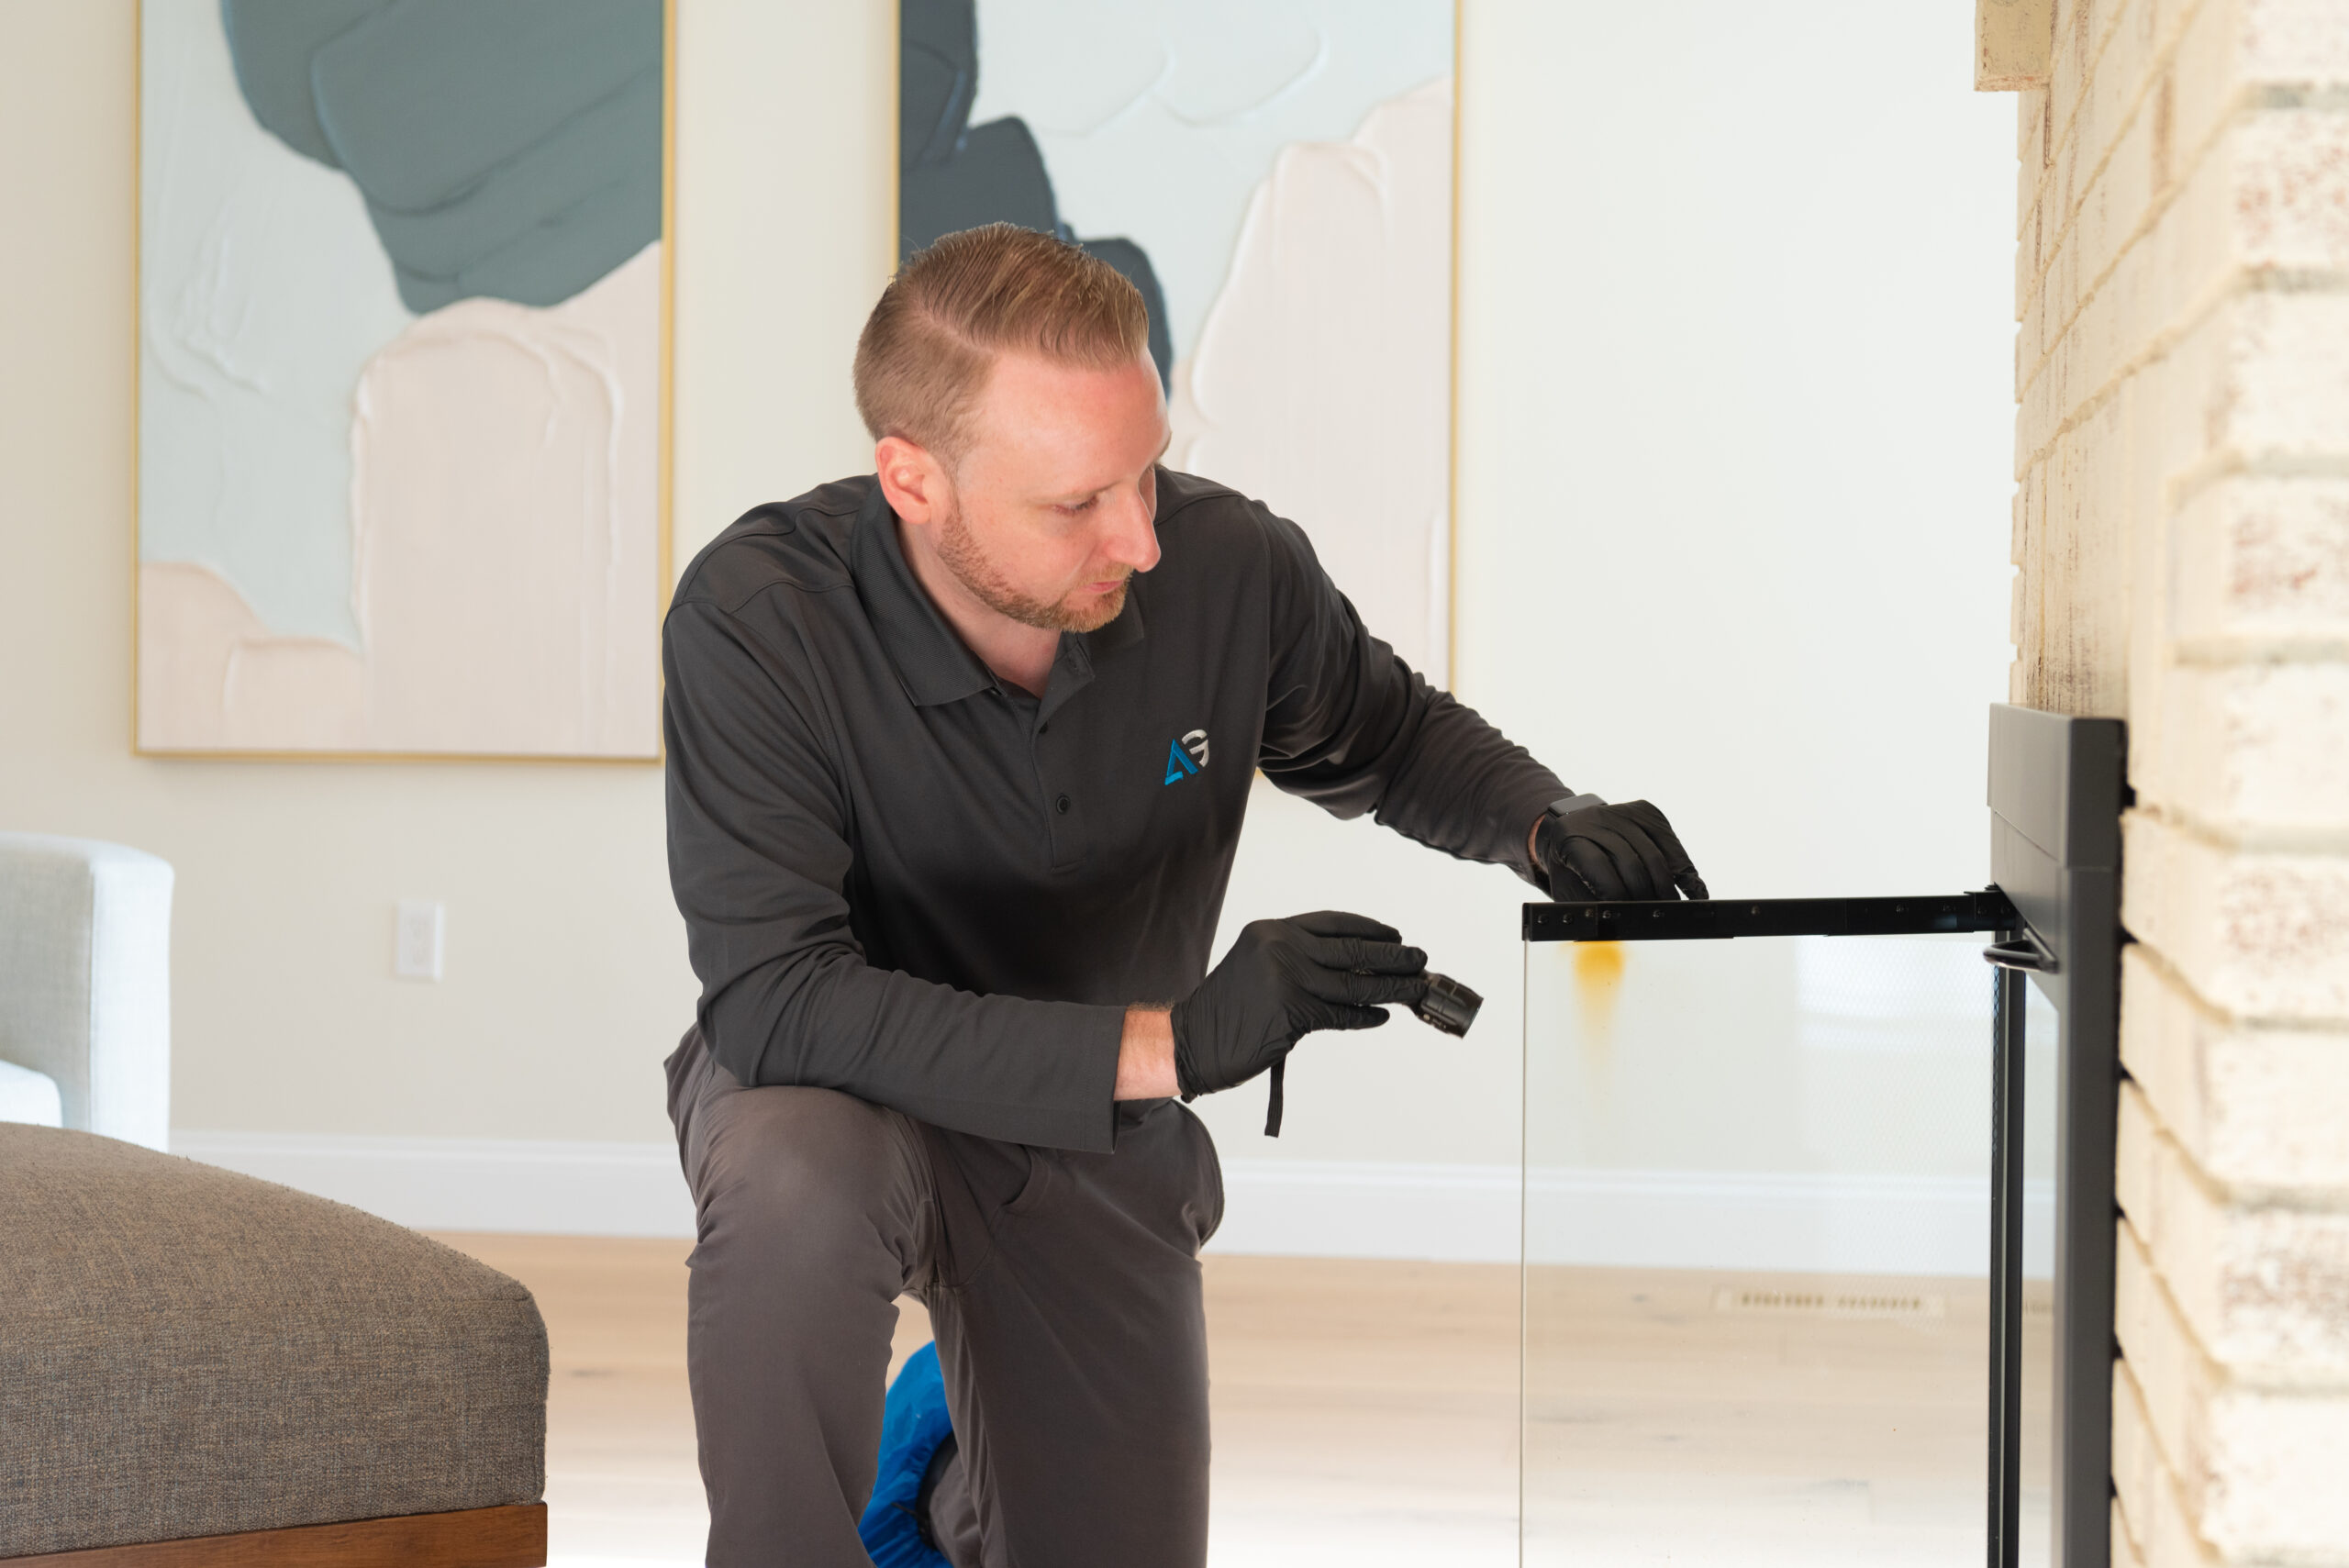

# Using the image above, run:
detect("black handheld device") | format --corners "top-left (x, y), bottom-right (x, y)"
top-left (1413, 972), bottom-right (1483, 1037)
top-left (1264, 967), bottom-right (1480, 1137)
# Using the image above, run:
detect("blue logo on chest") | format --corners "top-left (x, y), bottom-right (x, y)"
top-left (1163, 728), bottom-right (1209, 785)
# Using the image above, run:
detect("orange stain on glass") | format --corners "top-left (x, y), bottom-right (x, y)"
top-left (1574, 941), bottom-right (1625, 1065)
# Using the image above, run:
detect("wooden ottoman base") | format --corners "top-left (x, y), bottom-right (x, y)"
top-left (0, 1505), bottom-right (546, 1567)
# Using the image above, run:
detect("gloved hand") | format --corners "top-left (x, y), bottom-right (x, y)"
top-left (1171, 911), bottom-right (1428, 1135)
top-left (1536, 799), bottom-right (1710, 902)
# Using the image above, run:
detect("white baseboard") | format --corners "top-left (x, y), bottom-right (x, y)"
top-left (170, 1131), bottom-right (697, 1238)
top-left (169, 1132), bottom-right (2045, 1275)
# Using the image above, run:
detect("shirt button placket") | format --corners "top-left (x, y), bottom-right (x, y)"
top-left (1046, 777), bottom-right (1079, 865)
top-left (1039, 717), bottom-right (1080, 868)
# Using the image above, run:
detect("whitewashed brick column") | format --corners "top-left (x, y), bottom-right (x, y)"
top-left (2005, 0), bottom-right (2349, 1562)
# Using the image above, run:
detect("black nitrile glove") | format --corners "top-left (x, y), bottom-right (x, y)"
top-left (1171, 911), bottom-right (1428, 1136)
top-left (1536, 799), bottom-right (1710, 902)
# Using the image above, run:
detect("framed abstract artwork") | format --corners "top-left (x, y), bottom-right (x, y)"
top-left (900, 0), bottom-right (1460, 684)
top-left (136, 0), bottom-right (672, 759)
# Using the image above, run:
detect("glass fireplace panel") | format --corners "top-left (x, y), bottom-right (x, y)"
top-left (1522, 929), bottom-right (2001, 1567)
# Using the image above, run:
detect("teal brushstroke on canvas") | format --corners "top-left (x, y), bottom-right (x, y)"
top-left (217, 0), bottom-right (382, 166)
top-left (140, 0), bottom-right (411, 648)
top-left (222, 0), bottom-right (662, 314)
top-left (957, 0), bottom-right (1453, 366)
top-left (898, 0), bottom-right (1174, 388)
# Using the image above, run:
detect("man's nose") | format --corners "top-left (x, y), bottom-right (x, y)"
top-left (1100, 484), bottom-right (1161, 573)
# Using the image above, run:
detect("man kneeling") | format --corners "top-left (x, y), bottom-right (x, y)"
top-left (661, 222), bottom-right (1705, 1567)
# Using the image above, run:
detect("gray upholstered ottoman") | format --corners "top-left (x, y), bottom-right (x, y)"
top-left (0, 1124), bottom-right (548, 1565)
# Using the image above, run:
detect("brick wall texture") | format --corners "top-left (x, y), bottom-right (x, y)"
top-left (2007, 0), bottom-right (2349, 1562)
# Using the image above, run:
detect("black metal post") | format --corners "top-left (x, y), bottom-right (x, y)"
top-left (2052, 873), bottom-right (2122, 1568)
top-left (1987, 951), bottom-right (2026, 1568)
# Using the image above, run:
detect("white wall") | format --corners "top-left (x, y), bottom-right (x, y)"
top-left (1, 2), bottom-right (2018, 1260)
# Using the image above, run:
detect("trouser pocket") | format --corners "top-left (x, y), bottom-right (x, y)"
top-left (1174, 1100), bottom-right (1225, 1249)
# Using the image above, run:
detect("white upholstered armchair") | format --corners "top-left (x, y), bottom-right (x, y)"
top-left (0, 833), bottom-right (173, 1150)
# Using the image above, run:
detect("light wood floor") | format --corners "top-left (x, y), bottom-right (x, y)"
top-left (431, 1235), bottom-right (1995, 1567)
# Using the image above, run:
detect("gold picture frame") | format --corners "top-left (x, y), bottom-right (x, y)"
top-left (131, 0), bottom-right (676, 764)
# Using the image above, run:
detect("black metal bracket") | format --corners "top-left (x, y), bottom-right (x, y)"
top-left (1983, 934), bottom-right (2059, 973)
top-left (1522, 887), bottom-right (2018, 942)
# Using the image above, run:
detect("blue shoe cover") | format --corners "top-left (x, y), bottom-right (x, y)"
top-left (858, 1341), bottom-right (954, 1568)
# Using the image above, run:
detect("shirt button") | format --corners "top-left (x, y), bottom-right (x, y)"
top-left (1054, 794), bottom-right (1072, 816)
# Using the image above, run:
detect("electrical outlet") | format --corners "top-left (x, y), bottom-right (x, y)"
top-left (395, 900), bottom-right (444, 982)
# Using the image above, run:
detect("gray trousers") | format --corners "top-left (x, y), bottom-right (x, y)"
top-left (665, 1029), bottom-right (1224, 1568)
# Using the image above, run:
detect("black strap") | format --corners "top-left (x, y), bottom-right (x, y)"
top-left (1264, 1059), bottom-right (1285, 1137)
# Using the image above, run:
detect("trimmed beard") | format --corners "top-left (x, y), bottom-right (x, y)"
top-left (933, 494), bottom-right (1130, 634)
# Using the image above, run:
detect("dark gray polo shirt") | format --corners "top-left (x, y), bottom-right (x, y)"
top-left (662, 469), bottom-right (1565, 1152)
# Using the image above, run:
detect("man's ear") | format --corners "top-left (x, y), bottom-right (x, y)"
top-left (875, 436), bottom-right (947, 526)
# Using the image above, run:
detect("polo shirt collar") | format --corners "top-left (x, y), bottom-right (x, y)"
top-left (850, 477), bottom-right (1152, 710)
top-left (1089, 576), bottom-right (1147, 656)
top-left (852, 482), bottom-right (997, 707)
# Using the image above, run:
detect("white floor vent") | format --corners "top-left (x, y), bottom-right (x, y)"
top-left (1711, 1285), bottom-right (1948, 1319)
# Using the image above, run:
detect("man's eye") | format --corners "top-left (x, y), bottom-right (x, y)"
top-left (1058, 496), bottom-right (1098, 515)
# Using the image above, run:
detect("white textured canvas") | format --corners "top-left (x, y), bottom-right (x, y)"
top-left (136, 0), bottom-right (665, 757)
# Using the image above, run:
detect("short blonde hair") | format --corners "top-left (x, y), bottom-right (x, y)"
top-left (853, 224), bottom-right (1151, 459)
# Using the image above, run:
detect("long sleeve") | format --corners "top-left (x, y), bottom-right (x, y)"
top-left (662, 600), bottom-right (1126, 1152)
top-left (1253, 511), bottom-right (1566, 884)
